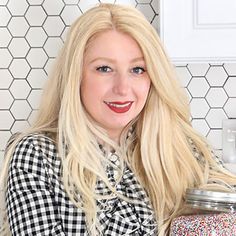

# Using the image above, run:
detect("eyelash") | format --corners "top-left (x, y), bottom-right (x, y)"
top-left (131, 67), bottom-right (146, 74)
top-left (96, 66), bottom-right (112, 73)
top-left (96, 66), bottom-right (146, 74)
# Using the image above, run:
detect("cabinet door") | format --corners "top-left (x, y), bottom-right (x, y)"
top-left (160, 0), bottom-right (236, 63)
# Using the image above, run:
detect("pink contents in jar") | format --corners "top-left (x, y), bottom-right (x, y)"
top-left (170, 212), bottom-right (236, 235)
top-left (170, 188), bottom-right (236, 236)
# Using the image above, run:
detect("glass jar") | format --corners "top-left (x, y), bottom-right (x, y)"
top-left (170, 188), bottom-right (236, 235)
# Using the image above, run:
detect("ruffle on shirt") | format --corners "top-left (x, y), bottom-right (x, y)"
top-left (95, 153), bottom-right (157, 235)
top-left (97, 200), bottom-right (156, 235)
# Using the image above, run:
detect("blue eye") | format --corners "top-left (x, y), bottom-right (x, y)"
top-left (96, 66), bottom-right (112, 73)
top-left (131, 67), bottom-right (146, 74)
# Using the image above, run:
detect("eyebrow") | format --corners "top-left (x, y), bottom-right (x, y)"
top-left (89, 57), bottom-right (145, 64)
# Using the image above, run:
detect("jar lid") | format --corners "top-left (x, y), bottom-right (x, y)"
top-left (186, 188), bottom-right (236, 203)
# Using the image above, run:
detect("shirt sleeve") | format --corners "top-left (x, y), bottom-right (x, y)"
top-left (6, 136), bottom-right (66, 236)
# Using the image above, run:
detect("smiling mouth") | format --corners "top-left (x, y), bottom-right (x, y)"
top-left (104, 101), bottom-right (133, 113)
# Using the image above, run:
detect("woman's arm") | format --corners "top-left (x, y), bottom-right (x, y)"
top-left (6, 136), bottom-right (66, 236)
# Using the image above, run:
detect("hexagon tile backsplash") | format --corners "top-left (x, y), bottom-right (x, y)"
top-left (0, 0), bottom-right (236, 164)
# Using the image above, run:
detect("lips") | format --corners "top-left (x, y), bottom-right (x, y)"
top-left (104, 101), bottom-right (133, 113)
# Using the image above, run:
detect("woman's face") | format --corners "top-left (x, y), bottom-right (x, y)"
top-left (81, 30), bottom-right (151, 142)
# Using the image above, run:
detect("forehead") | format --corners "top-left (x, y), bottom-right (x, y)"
top-left (84, 30), bottom-right (144, 61)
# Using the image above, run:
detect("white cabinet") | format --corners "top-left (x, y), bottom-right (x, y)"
top-left (160, 0), bottom-right (236, 63)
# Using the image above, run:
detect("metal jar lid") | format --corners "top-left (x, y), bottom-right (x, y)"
top-left (185, 188), bottom-right (236, 212)
top-left (186, 188), bottom-right (236, 203)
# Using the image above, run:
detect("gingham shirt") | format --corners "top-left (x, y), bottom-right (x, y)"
top-left (6, 134), bottom-right (157, 235)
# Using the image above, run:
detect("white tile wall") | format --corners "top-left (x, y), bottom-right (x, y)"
top-left (0, 0), bottom-right (236, 165)
top-left (8, 17), bottom-right (29, 36)
top-left (205, 66), bottom-right (228, 86)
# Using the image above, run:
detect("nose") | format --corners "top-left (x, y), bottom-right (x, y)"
top-left (112, 72), bottom-right (129, 96)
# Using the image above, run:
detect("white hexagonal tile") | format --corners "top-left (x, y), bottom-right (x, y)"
top-left (136, 0), bottom-right (152, 3)
top-left (64, 0), bottom-right (79, 4)
top-left (0, 49), bottom-right (12, 68)
top-left (205, 66), bottom-right (228, 86)
top-left (43, 0), bottom-right (64, 15)
top-left (151, 0), bottom-right (159, 13)
top-left (78, 0), bottom-right (102, 12)
top-left (0, 0), bottom-right (9, 5)
top-left (9, 59), bottom-right (30, 78)
top-left (223, 63), bottom-right (236, 76)
top-left (207, 129), bottom-right (222, 150)
top-left (176, 67), bottom-right (192, 87)
top-left (61, 26), bottom-right (70, 42)
top-left (191, 119), bottom-right (210, 136)
top-left (205, 88), bottom-right (228, 108)
top-left (187, 77), bottom-right (209, 97)
top-left (116, 0), bottom-right (137, 3)
top-left (175, 63), bottom-right (188, 67)
top-left (26, 0), bottom-right (44, 5)
top-left (99, 0), bottom-right (115, 3)
top-left (0, 90), bottom-right (13, 109)
top-left (206, 109), bottom-right (227, 129)
top-left (7, 0), bottom-right (28, 16)
top-left (26, 27), bottom-right (47, 47)
top-left (0, 69), bottom-right (13, 88)
top-left (0, 111), bottom-right (14, 129)
top-left (190, 98), bottom-right (210, 118)
top-left (0, 131), bottom-right (11, 150)
top-left (8, 38), bottom-right (30, 58)
top-left (8, 17), bottom-right (30, 37)
top-left (151, 14), bottom-right (159, 34)
top-left (43, 16), bottom-right (65, 37)
top-left (10, 80), bottom-right (31, 99)
top-left (0, 151), bottom-right (4, 170)
top-left (27, 69), bottom-right (47, 89)
top-left (28, 109), bottom-right (38, 125)
top-left (0, 28), bottom-right (12, 47)
top-left (44, 37), bottom-right (64, 58)
top-left (26, 48), bottom-right (48, 68)
top-left (61, 5), bottom-right (82, 26)
top-left (28, 89), bottom-right (43, 109)
top-left (224, 98), bottom-right (236, 118)
top-left (187, 64), bottom-right (209, 76)
top-left (44, 58), bottom-right (56, 75)
top-left (11, 120), bottom-right (30, 133)
top-left (0, 6), bottom-right (11, 26)
top-left (25, 6), bottom-right (47, 26)
top-left (210, 63), bottom-right (223, 66)
top-left (136, 3), bottom-right (155, 22)
top-left (10, 100), bottom-right (32, 119)
top-left (184, 88), bottom-right (192, 103)
top-left (224, 77), bottom-right (236, 97)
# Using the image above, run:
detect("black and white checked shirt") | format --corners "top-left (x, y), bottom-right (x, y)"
top-left (6, 134), bottom-right (157, 235)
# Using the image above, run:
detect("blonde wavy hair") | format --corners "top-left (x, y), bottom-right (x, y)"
top-left (1, 3), bottom-right (236, 235)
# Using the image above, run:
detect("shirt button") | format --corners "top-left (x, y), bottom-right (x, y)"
top-left (109, 153), bottom-right (119, 163)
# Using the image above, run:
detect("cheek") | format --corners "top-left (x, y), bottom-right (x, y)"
top-left (139, 80), bottom-right (151, 100)
top-left (80, 79), bottom-right (94, 109)
top-left (80, 82), bottom-right (87, 104)
top-left (81, 78), bottom-right (109, 104)
top-left (137, 83), bottom-right (151, 110)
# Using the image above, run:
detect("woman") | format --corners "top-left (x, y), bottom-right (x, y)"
top-left (1, 3), bottom-right (236, 236)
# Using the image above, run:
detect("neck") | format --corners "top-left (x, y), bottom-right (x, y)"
top-left (108, 131), bottom-right (121, 145)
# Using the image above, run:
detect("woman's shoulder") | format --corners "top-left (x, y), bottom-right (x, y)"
top-left (9, 132), bottom-right (61, 176)
top-left (13, 132), bottom-right (57, 155)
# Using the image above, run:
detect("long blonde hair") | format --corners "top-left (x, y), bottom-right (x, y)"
top-left (1, 3), bottom-right (236, 235)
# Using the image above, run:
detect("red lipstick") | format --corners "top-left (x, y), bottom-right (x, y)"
top-left (104, 101), bottom-right (133, 113)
